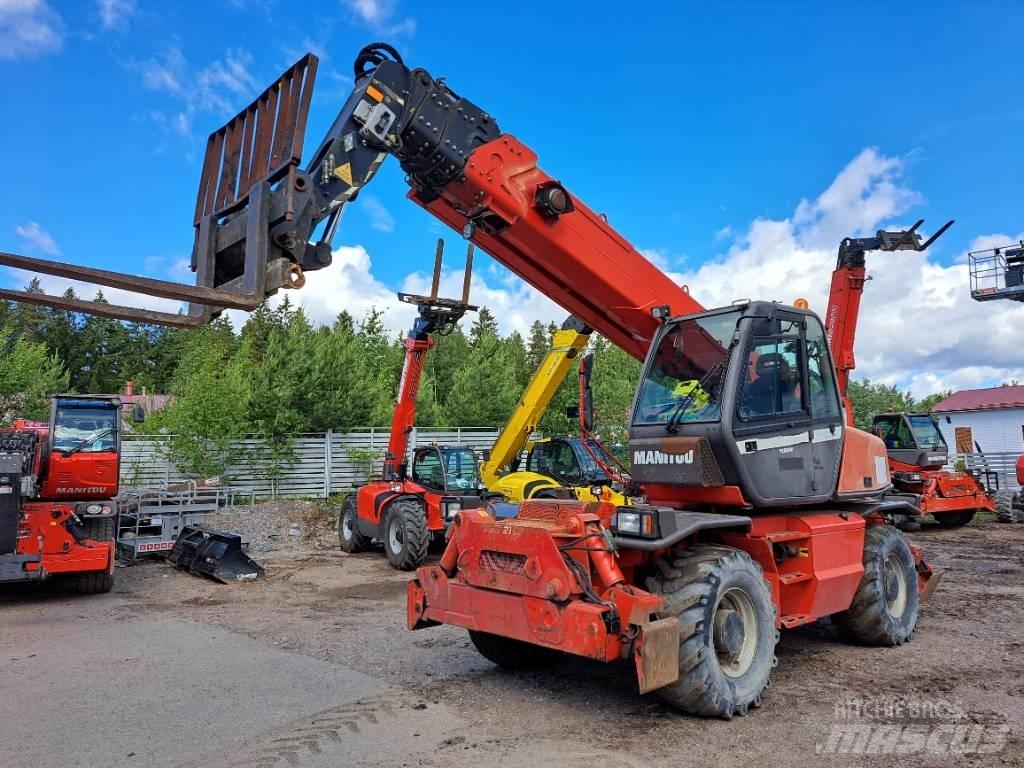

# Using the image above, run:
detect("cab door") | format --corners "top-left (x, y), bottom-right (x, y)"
top-left (731, 312), bottom-right (842, 505)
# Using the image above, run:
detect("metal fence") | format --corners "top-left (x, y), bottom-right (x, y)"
top-left (120, 428), bottom-right (500, 499)
top-left (953, 451), bottom-right (1021, 492)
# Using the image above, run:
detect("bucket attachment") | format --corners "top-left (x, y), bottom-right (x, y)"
top-left (0, 54), bottom-right (323, 327)
top-left (168, 526), bottom-right (264, 583)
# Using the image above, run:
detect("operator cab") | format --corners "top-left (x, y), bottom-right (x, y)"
top-left (411, 445), bottom-right (484, 495)
top-left (526, 437), bottom-right (611, 488)
top-left (871, 412), bottom-right (948, 470)
top-left (629, 301), bottom-right (879, 507)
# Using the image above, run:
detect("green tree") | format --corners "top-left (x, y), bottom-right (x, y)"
top-left (0, 329), bottom-right (70, 421)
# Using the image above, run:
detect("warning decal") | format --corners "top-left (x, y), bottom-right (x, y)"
top-left (334, 162), bottom-right (354, 185)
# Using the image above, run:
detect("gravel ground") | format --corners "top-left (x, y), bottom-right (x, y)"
top-left (2, 509), bottom-right (1023, 768)
top-left (201, 498), bottom-right (343, 555)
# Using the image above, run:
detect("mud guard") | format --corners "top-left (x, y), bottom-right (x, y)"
top-left (634, 616), bottom-right (680, 693)
top-left (168, 526), bottom-right (265, 583)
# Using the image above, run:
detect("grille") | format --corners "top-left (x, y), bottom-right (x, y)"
top-left (479, 550), bottom-right (528, 574)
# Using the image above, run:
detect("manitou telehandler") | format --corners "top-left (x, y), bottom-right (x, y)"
top-left (480, 317), bottom-right (634, 505)
top-left (0, 395), bottom-right (121, 592)
top-left (870, 411), bottom-right (995, 528)
top-left (0, 43), bottom-right (941, 718)
top-left (336, 241), bottom-right (496, 570)
top-left (821, 222), bottom-right (997, 529)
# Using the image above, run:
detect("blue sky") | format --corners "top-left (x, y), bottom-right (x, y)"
top-left (2, 0), bottom-right (1023, 393)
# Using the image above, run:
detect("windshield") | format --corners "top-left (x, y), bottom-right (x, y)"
top-left (907, 415), bottom-right (946, 451)
top-left (443, 448), bottom-right (480, 490)
top-left (633, 310), bottom-right (738, 426)
top-left (53, 405), bottom-right (118, 453)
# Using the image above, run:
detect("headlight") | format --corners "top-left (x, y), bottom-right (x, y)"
top-left (906, 473), bottom-right (922, 482)
top-left (442, 500), bottom-right (461, 520)
top-left (81, 503), bottom-right (111, 515)
top-left (391, 483), bottom-right (403, 492)
top-left (591, 485), bottom-right (605, 500)
top-left (611, 508), bottom-right (660, 539)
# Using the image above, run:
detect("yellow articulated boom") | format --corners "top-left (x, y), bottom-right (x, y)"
top-left (479, 317), bottom-right (631, 505)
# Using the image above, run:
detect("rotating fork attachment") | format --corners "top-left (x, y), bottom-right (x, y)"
top-left (0, 55), bottom-right (323, 327)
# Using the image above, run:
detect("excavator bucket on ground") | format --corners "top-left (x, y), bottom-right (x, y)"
top-left (0, 55), bottom-right (323, 327)
top-left (168, 526), bottom-right (264, 583)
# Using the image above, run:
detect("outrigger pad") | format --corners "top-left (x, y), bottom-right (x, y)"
top-left (168, 526), bottom-right (264, 584)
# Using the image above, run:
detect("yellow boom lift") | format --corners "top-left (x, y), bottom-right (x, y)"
top-left (479, 317), bottom-right (633, 504)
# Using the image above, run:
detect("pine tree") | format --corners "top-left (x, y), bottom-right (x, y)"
top-left (469, 306), bottom-right (499, 347)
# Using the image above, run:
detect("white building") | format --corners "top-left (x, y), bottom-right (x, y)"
top-left (932, 385), bottom-right (1024, 456)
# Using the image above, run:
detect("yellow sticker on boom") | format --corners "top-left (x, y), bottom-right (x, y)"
top-left (334, 162), bottom-right (354, 186)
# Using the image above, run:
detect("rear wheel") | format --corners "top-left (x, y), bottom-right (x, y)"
top-left (934, 509), bottom-right (977, 528)
top-left (646, 545), bottom-right (778, 719)
top-left (833, 525), bottom-right (919, 645)
top-left (995, 490), bottom-right (1019, 523)
top-left (468, 630), bottom-right (560, 670)
top-left (382, 499), bottom-right (429, 571)
top-left (337, 496), bottom-right (369, 553)
top-left (72, 517), bottom-right (115, 595)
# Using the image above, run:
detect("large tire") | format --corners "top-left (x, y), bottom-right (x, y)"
top-left (994, 489), bottom-right (1018, 523)
top-left (832, 525), bottom-right (919, 646)
top-left (337, 496), bottom-right (370, 553)
top-left (646, 545), bottom-right (778, 719)
top-left (934, 509), bottom-right (977, 528)
top-left (468, 630), bottom-right (560, 670)
top-left (72, 517), bottom-right (115, 595)
top-left (382, 499), bottom-right (429, 571)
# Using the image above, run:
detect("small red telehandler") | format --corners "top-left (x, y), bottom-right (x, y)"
top-left (0, 395), bottom-right (122, 592)
top-left (337, 241), bottom-right (496, 570)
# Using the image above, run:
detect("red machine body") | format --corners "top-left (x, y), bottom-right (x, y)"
top-left (1, 395), bottom-right (120, 590)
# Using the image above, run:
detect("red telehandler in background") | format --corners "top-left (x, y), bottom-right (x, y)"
top-left (0, 395), bottom-right (122, 592)
top-left (0, 43), bottom-right (942, 718)
top-left (821, 222), bottom-right (998, 529)
top-left (337, 240), bottom-right (498, 570)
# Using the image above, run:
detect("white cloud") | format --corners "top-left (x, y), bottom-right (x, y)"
top-left (674, 148), bottom-right (1024, 396)
top-left (0, 0), bottom-right (64, 60)
top-left (14, 221), bottom-right (59, 255)
top-left (132, 47), bottom-right (260, 145)
top-left (96, 0), bottom-right (135, 29)
top-left (224, 244), bottom-right (562, 339)
top-left (361, 195), bottom-right (396, 233)
top-left (340, 0), bottom-right (415, 35)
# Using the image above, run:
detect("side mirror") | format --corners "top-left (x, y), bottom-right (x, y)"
top-left (579, 353), bottom-right (595, 431)
top-left (565, 405), bottom-right (580, 419)
top-left (131, 404), bottom-right (146, 424)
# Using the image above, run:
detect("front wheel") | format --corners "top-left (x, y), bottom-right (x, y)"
top-left (934, 509), bottom-right (976, 528)
top-left (338, 496), bottom-right (369, 553)
top-left (832, 525), bottom-right (919, 646)
top-left (382, 499), bottom-right (429, 571)
top-left (994, 490), bottom-right (1020, 523)
top-left (646, 545), bottom-right (778, 718)
top-left (72, 517), bottom-right (115, 594)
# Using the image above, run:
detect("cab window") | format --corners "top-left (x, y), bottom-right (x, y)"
top-left (738, 323), bottom-right (803, 420)
top-left (874, 416), bottom-right (914, 449)
top-left (412, 450), bottom-right (444, 489)
top-left (52, 405), bottom-right (118, 453)
top-left (528, 442), bottom-right (583, 485)
top-left (804, 320), bottom-right (841, 420)
top-left (442, 448), bottom-right (480, 491)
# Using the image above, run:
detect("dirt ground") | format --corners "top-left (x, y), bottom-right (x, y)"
top-left (2, 511), bottom-right (1023, 768)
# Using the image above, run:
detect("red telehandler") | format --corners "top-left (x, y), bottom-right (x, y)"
top-left (337, 240), bottom-right (498, 570)
top-left (0, 395), bottom-right (122, 592)
top-left (821, 222), bottom-right (997, 529)
top-left (0, 43), bottom-right (941, 717)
